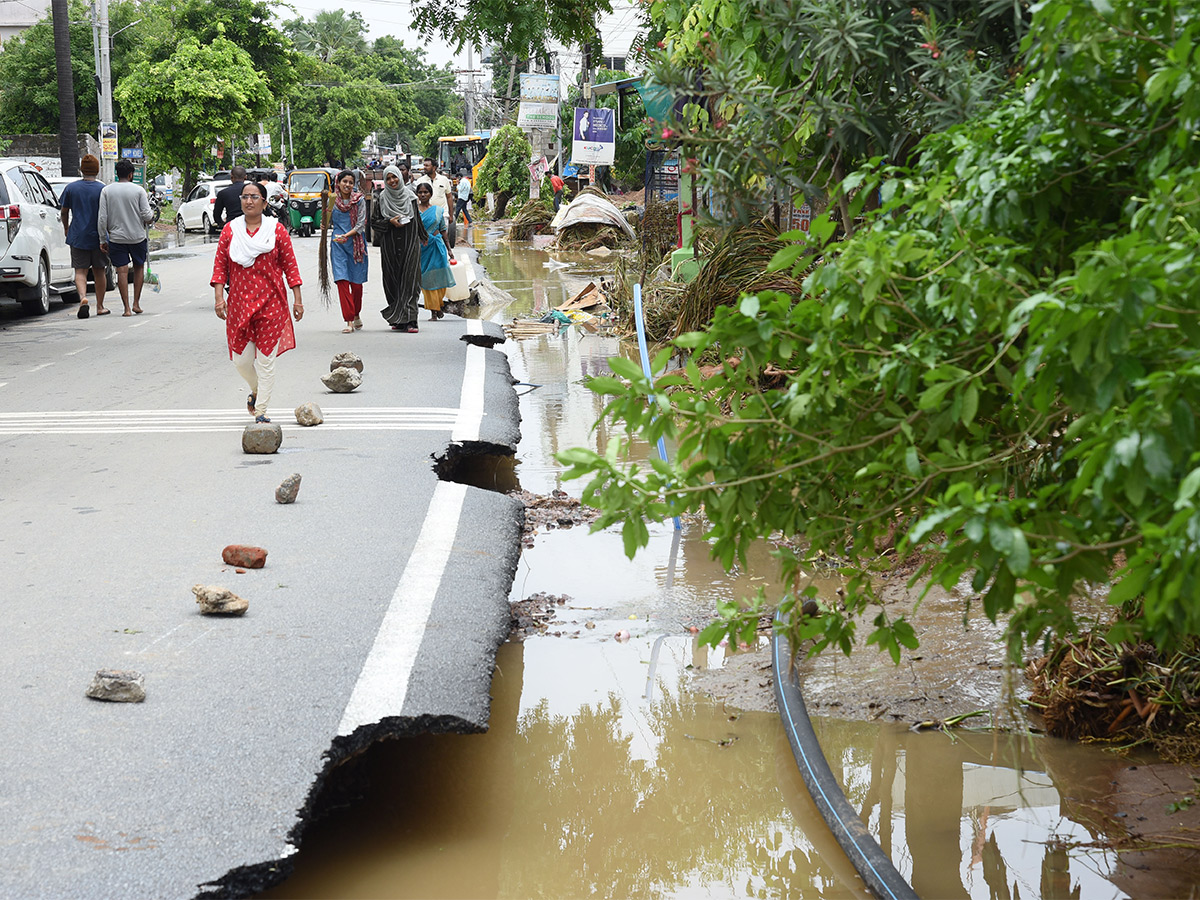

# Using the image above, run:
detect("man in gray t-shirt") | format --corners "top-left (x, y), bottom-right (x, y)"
top-left (98, 158), bottom-right (155, 316)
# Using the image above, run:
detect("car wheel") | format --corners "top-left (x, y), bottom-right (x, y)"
top-left (21, 256), bottom-right (51, 315)
top-left (203, 214), bottom-right (214, 234)
top-left (176, 214), bottom-right (187, 233)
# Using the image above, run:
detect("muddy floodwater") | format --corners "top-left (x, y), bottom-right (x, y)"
top-left (261, 225), bottom-right (1139, 899)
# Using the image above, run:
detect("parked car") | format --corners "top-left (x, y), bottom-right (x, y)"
top-left (0, 159), bottom-right (75, 314)
top-left (175, 180), bottom-right (287, 234)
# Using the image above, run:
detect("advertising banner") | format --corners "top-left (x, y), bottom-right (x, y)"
top-left (570, 107), bottom-right (615, 166)
top-left (517, 74), bottom-right (560, 129)
top-left (100, 122), bottom-right (118, 160)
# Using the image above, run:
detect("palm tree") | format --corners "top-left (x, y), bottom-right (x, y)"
top-left (51, 0), bottom-right (80, 176)
top-left (289, 9), bottom-right (367, 62)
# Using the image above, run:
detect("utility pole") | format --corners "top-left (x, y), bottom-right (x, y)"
top-left (464, 46), bottom-right (476, 136)
top-left (91, 0), bottom-right (114, 183)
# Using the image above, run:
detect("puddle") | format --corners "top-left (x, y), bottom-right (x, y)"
top-left (259, 227), bottom-right (1139, 899)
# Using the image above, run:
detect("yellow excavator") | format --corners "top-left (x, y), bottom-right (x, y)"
top-left (436, 135), bottom-right (489, 186)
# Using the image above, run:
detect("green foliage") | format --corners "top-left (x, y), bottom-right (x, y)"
top-left (559, 68), bottom-right (649, 189)
top-left (561, 0), bottom-right (1200, 662)
top-left (282, 8), bottom-right (367, 62)
top-left (473, 123), bottom-right (532, 199)
top-left (116, 34), bottom-right (270, 178)
top-left (282, 55), bottom-right (409, 166)
top-left (415, 114), bottom-right (467, 159)
top-left (646, 0), bottom-right (1027, 225)
top-left (411, 0), bottom-right (611, 72)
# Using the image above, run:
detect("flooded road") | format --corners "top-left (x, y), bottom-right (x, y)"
top-left (260, 224), bottom-right (1136, 899)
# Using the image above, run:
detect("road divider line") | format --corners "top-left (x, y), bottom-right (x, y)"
top-left (452, 319), bottom-right (486, 442)
top-left (64, 346), bottom-right (90, 356)
top-left (101, 331), bottom-right (121, 339)
top-left (27, 363), bottom-right (54, 373)
top-left (337, 480), bottom-right (468, 735)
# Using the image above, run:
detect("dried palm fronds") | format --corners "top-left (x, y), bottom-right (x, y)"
top-left (673, 217), bottom-right (808, 336)
top-left (640, 199), bottom-right (678, 265)
top-left (508, 199), bottom-right (555, 241)
top-left (555, 222), bottom-right (631, 250)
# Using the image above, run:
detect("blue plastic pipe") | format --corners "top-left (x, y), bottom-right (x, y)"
top-left (633, 284), bottom-right (682, 531)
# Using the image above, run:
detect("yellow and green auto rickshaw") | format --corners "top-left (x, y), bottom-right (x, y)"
top-left (284, 167), bottom-right (338, 237)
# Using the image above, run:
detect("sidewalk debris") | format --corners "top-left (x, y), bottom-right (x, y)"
top-left (242, 421), bottom-right (282, 454)
top-left (322, 367), bottom-right (361, 393)
top-left (295, 403), bottom-right (323, 426)
top-left (330, 352), bottom-right (363, 373)
top-left (222, 545), bottom-right (267, 568)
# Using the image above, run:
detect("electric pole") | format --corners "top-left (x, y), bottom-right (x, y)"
top-left (464, 46), bottom-right (476, 136)
top-left (92, 0), bottom-right (114, 183)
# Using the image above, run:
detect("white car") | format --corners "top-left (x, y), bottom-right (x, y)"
top-left (0, 159), bottom-right (75, 314)
top-left (175, 180), bottom-right (287, 234)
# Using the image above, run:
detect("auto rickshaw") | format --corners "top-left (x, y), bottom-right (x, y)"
top-left (284, 167), bottom-right (338, 237)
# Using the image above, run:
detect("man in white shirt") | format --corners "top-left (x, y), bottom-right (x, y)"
top-left (415, 158), bottom-right (456, 248)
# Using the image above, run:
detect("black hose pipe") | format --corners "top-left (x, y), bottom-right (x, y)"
top-left (771, 618), bottom-right (919, 900)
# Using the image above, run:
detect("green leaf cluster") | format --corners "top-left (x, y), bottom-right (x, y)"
top-left (561, 0), bottom-right (1200, 662)
top-left (474, 123), bottom-right (533, 200)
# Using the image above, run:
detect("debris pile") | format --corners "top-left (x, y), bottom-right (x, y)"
top-left (509, 592), bottom-right (569, 640)
top-left (502, 281), bottom-right (614, 340)
top-left (512, 488), bottom-right (600, 547)
top-left (507, 199), bottom-right (555, 241)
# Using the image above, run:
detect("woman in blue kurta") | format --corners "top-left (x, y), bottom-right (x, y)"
top-left (414, 182), bottom-right (456, 321)
top-left (330, 170), bottom-right (369, 332)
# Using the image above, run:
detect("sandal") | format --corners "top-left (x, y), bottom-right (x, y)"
top-left (406, 325), bottom-right (419, 333)
top-left (247, 393), bottom-right (256, 415)
top-left (342, 324), bottom-right (354, 333)
top-left (255, 414), bottom-right (271, 424)
top-left (353, 317), bottom-right (363, 330)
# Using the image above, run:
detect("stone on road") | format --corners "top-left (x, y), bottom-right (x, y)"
top-left (294, 402), bottom-right (323, 426)
top-left (193, 584), bottom-right (250, 616)
top-left (321, 367), bottom-right (361, 392)
top-left (275, 473), bottom-right (302, 504)
top-left (85, 669), bottom-right (146, 702)
top-left (242, 421), bottom-right (283, 453)
top-left (329, 351), bottom-right (363, 373)
top-left (222, 545), bottom-right (267, 568)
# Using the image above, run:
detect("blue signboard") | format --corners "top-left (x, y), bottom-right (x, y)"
top-left (120, 148), bottom-right (144, 159)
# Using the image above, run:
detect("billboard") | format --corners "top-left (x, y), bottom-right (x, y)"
top-left (517, 74), bottom-right (560, 129)
top-left (570, 107), bottom-right (615, 166)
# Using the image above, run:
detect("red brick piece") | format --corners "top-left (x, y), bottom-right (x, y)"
top-left (222, 545), bottom-right (267, 569)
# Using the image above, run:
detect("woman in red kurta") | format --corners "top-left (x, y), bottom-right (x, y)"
top-left (210, 182), bottom-right (304, 423)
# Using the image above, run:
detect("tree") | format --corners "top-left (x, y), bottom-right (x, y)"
top-left (283, 9), bottom-right (368, 63)
top-left (472, 123), bottom-right (531, 217)
top-left (414, 113), bottom-right (466, 158)
top-left (561, 0), bottom-right (1200, 662)
top-left (646, 0), bottom-right (1027, 228)
top-left (50, 0), bottom-right (79, 176)
top-left (116, 33), bottom-right (270, 190)
top-left (282, 56), bottom-right (407, 166)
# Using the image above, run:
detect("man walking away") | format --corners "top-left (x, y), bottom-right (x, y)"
top-left (60, 154), bottom-right (108, 319)
top-left (550, 173), bottom-right (565, 211)
top-left (213, 165), bottom-right (248, 230)
top-left (98, 159), bottom-right (155, 316)
top-left (415, 158), bottom-right (455, 248)
top-left (456, 175), bottom-right (473, 226)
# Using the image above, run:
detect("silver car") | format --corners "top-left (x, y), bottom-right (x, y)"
top-left (0, 160), bottom-right (75, 314)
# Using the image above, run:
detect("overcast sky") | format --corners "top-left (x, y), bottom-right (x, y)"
top-left (277, 0), bottom-right (468, 69)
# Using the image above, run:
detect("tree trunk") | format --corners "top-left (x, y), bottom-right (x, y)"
top-left (495, 190), bottom-right (513, 219)
top-left (50, 0), bottom-right (79, 177)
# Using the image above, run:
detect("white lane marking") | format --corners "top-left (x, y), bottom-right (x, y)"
top-left (129, 320), bottom-right (149, 328)
top-left (101, 331), bottom-right (121, 339)
top-left (0, 383), bottom-right (7, 388)
top-left (337, 480), bottom-right (468, 735)
top-left (451, 318), bottom-right (485, 443)
top-left (64, 346), bottom-right (90, 356)
top-left (131, 622), bottom-right (187, 654)
top-left (27, 363), bottom-right (54, 373)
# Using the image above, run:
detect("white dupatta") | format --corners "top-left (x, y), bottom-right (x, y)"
top-left (228, 216), bottom-right (276, 268)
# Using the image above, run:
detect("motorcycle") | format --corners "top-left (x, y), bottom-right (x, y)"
top-left (147, 190), bottom-right (165, 226)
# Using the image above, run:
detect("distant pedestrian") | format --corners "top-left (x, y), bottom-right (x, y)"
top-left (210, 181), bottom-right (304, 423)
top-left (98, 158), bottom-right (154, 316)
top-left (415, 181), bottom-right (456, 322)
top-left (456, 175), bottom-right (473, 226)
top-left (328, 169), bottom-right (368, 333)
top-left (60, 154), bottom-right (108, 319)
top-left (373, 165), bottom-right (426, 333)
top-left (213, 165), bottom-right (248, 230)
top-left (415, 157), bottom-right (455, 248)
top-left (550, 173), bottom-right (565, 211)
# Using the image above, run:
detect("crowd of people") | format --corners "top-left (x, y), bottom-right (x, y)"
top-left (61, 153), bottom-right (474, 425)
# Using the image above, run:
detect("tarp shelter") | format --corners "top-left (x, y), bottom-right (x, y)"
top-left (550, 193), bottom-right (637, 239)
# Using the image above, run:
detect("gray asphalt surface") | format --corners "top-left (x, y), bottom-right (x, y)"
top-left (0, 229), bottom-right (522, 898)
